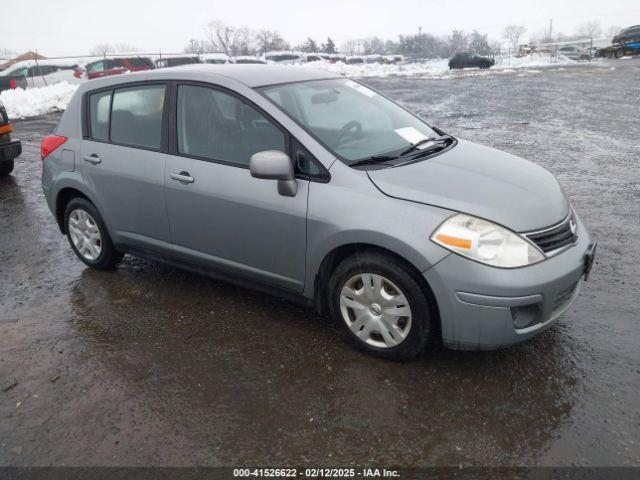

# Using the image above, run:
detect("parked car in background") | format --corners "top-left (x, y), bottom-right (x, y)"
top-left (41, 65), bottom-right (596, 359)
top-left (201, 53), bottom-right (230, 64)
top-left (155, 56), bottom-right (201, 68)
top-left (264, 51), bottom-right (303, 64)
top-left (383, 55), bottom-right (404, 64)
top-left (0, 100), bottom-right (21, 176)
top-left (0, 60), bottom-right (82, 90)
top-left (232, 56), bottom-right (266, 64)
top-left (84, 57), bottom-right (154, 80)
top-left (345, 56), bottom-right (366, 64)
top-left (0, 71), bottom-right (27, 92)
top-left (556, 45), bottom-right (590, 61)
top-left (448, 53), bottom-right (495, 69)
top-left (303, 53), bottom-right (324, 62)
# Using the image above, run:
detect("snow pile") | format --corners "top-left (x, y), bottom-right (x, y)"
top-left (300, 59), bottom-right (450, 78)
top-left (298, 54), bottom-right (605, 78)
top-left (0, 82), bottom-right (78, 119)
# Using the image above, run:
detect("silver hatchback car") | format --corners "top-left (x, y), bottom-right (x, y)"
top-left (41, 65), bottom-right (596, 359)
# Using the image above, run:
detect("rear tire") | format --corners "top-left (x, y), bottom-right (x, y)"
top-left (0, 160), bottom-right (14, 176)
top-left (328, 251), bottom-right (436, 360)
top-left (64, 197), bottom-right (123, 270)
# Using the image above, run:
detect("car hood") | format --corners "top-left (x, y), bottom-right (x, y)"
top-left (367, 139), bottom-right (569, 232)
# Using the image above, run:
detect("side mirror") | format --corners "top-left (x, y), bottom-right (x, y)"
top-left (250, 150), bottom-right (298, 197)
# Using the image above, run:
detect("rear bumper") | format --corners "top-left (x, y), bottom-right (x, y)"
top-left (0, 139), bottom-right (21, 162)
top-left (424, 216), bottom-right (594, 350)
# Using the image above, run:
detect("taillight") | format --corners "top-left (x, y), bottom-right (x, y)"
top-left (74, 68), bottom-right (84, 79)
top-left (41, 135), bottom-right (68, 160)
top-left (9, 78), bottom-right (17, 89)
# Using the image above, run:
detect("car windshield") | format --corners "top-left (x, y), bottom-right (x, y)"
top-left (261, 78), bottom-right (438, 163)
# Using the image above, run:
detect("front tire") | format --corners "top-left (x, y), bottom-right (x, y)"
top-left (328, 252), bottom-right (436, 360)
top-left (64, 197), bottom-right (123, 269)
top-left (0, 160), bottom-right (14, 176)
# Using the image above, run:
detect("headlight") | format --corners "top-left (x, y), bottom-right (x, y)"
top-left (431, 213), bottom-right (545, 268)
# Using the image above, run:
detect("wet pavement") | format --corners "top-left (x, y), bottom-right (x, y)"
top-left (1, 60), bottom-right (639, 467)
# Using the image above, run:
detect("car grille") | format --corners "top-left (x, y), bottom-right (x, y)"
top-left (551, 282), bottom-right (579, 317)
top-left (525, 213), bottom-right (578, 255)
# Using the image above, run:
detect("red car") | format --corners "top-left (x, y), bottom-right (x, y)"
top-left (83, 57), bottom-right (154, 80)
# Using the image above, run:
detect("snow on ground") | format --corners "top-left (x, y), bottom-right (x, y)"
top-left (0, 81), bottom-right (78, 119)
top-left (300, 54), bottom-right (608, 78)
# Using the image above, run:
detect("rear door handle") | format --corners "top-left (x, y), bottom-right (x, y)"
top-left (83, 154), bottom-right (101, 164)
top-left (170, 171), bottom-right (194, 184)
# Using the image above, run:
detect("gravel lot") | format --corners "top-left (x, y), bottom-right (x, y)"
top-left (1, 59), bottom-right (639, 467)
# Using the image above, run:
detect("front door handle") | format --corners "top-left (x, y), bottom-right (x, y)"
top-left (83, 154), bottom-right (101, 164)
top-left (170, 171), bottom-right (194, 184)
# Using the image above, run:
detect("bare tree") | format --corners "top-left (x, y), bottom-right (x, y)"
top-left (576, 21), bottom-right (602, 39)
top-left (503, 25), bottom-right (526, 51)
top-left (448, 30), bottom-right (468, 55)
top-left (235, 26), bottom-right (255, 55)
top-left (605, 25), bottom-right (621, 38)
top-left (113, 43), bottom-right (139, 53)
top-left (184, 38), bottom-right (207, 54)
top-left (204, 20), bottom-right (250, 55)
top-left (341, 39), bottom-right (360, 55)
top-left (468, 30), bottom-right (491, 55)
top-left (90, 43), bottom-right (114, 57)
top-left (362, 37), bottom-right (385, 55)
top-left (255, 29), bottom-right (289, 54)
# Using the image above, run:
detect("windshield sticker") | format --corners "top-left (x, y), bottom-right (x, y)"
top-left (345, 80), bottom-right (376, 97)
top-left (394, 127), bottom-right (428, 144)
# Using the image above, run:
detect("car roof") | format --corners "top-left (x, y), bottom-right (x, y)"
top-left (85, 64), bottom-right (340, 89)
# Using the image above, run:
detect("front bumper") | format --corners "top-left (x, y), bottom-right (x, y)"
top-left (424, 216), bottom-right (595, 350)
top-left (0, 139), bottom-right (22, 162)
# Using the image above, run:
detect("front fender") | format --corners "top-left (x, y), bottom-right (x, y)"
top-left (303, 164), bottom-right (454, 298)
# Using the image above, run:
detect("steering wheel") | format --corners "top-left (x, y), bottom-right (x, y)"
top-left (335, 121), bottom-right (363, 146)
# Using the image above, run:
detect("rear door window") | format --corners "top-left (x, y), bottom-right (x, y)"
top-left (110, 85), bottom-right (165, 149)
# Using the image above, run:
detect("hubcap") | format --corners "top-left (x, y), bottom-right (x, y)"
top-left (339, 273), bottom-right (412, 349)
top-left (68, 209), bottom-right (102, 261)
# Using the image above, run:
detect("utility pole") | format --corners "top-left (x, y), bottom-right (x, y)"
top-left (418, 26), bottom-right (423, 57)
top-left (549, 18), bottom-right (554, 62)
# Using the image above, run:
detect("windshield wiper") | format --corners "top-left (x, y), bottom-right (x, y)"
top-left (348, 154), bottom-right (400, 167)
top-left (399, 135), bottom-right (453, 157)
top-left (349, 135), bottom-right (455, 168)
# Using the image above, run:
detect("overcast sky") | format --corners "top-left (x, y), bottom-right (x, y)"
top-left (1, 0), bottom-right (637, 56)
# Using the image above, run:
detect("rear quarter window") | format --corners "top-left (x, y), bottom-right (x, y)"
top-left (88, 90), bottom-right (112, 141)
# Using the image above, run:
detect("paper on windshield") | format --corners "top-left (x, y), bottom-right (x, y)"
top-left (344, 80), bottom-right (376, 97)
top-left (394, 127), bottom-right (428, 144)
